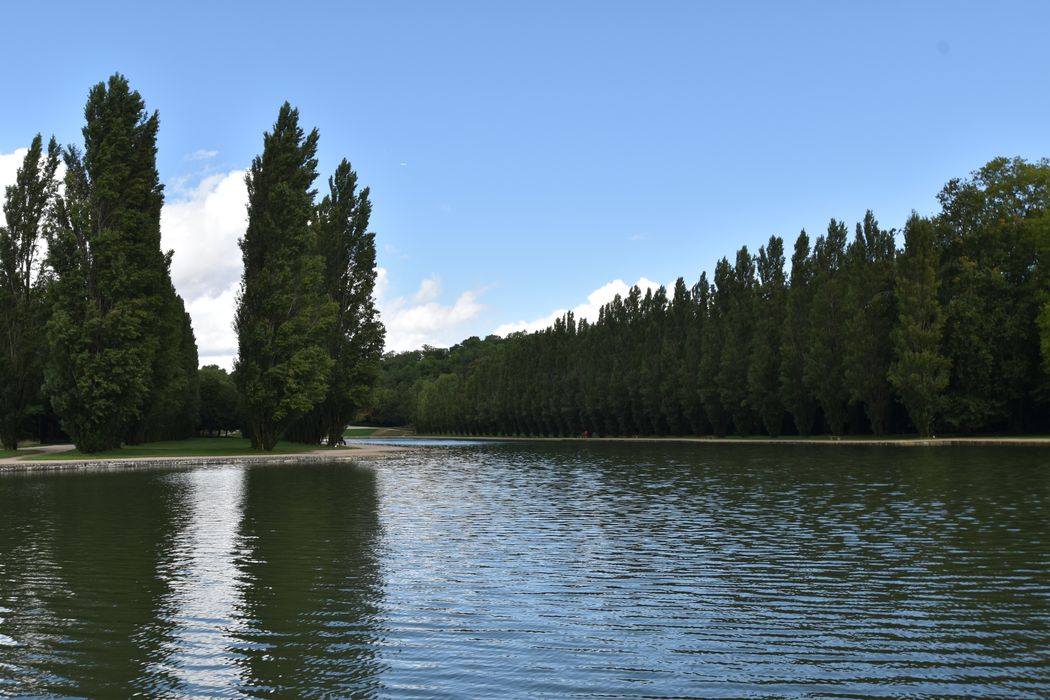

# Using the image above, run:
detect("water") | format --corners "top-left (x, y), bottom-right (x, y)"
top-left (0, 443), bottom-right (1047, 698)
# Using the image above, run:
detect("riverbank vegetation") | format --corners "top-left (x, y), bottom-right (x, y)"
top-left (0, 75), bottom-right (383, 453)
top-left (369, 157), bottom-right (1050, 438)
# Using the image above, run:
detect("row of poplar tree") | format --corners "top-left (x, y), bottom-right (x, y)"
top-left (0, 75), bottom-right (383, 453)
top-left (373, 156), bottom-right (1050, 438)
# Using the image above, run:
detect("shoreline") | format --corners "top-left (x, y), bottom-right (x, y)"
top-left (2, 433), bottom-right (1047, 473)
top-left (401, 434), bottom-right (1050, 448)
top-left (0, 443), bottom-right (408, 473)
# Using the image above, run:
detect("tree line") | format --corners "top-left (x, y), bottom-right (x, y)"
top-left (369, 157), bottom-right (1050, 438)
top-left (0, 75), bottom-right (382, 452)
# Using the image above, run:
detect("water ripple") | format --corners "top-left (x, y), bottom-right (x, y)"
top-left (0, 444), bottom-right (1047, 697)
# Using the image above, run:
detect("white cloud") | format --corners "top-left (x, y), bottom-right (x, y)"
top-left (187, 287), bottom-right (239, 370)
top-left (413, 275), bottom-right (441, 303)
top-left (161, 170), bottom-right (247, 299)
top-left (493, 277), bottom-right (663, 336)
top-left (376, 270), bottom-right (486, 352)
top-left (0, 147), bottom-right (30, 214)
top-left (159, 170), bottom-right (247, 370)
top-left (186, 149), bottom-right (219, 161)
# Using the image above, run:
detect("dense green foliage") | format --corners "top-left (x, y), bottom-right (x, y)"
top-left (45, 75), bottom-right (198, 452)
top-left (888, 215), bottom-right (949, 436)
top-left (371, 157), bottom-right (1050, 437)
top-left (1, 78), bottom-right (385, 453)
top-left (0, 135), bottom-right (60, 449)
top-left (235, 104), bottom-right (384, 450)
top-left (284, 160), bottom-right (384, 446)
top-left (234, 103), bottom-right (334, 450)
top-left (198, 365), bottom-right (241, 436)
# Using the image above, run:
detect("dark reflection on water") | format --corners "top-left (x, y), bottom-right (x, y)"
top-left (0, 444), bottom-right (1048, 698)
top-left (0, 467), bottom-right (188, 696)
top-left (232, 463), bottom-right (382, 697)
top-left (0, 463), bottom-right (382, 698)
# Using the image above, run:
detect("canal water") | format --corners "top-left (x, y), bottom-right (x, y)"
top-left (0, 442), bottom-right (1047, 697)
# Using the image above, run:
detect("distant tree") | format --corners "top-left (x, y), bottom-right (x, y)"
top-left (748, 235), bottom-right (786, 436)
top-left (662, 278), bottom-right (692, 434)
top-left (198, 365), bottom-right (240, 435)
top-left (938, 157), bottom-right (1049, 432)
top-left (805, 219), bottom-right (850, 435)
top-left (680, 273), bottom-right (708, 434)
top-left (700, 259), bottom-right (730, 436)
top-left (719, 246), bottom-right (756, 435)
top-left (234, 103), bottom-right (335, 450)
top-left (843, 211), bottom-right (896, 434)
top-left (46, 75), bottom-right (183, 453)
top-left (364, 158), bottom-right (1050, 440)
top-left (780, 231), bottom-right (816, 435)
top-left (888, 214), bottom-right (950, 436)
top-left (0, 135), bottom-right (60, 450)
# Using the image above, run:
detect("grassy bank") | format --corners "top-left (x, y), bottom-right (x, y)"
top-left (25, 437), bottom-right (325, 461)
top-left (343, 426), bottom-right (414, 438)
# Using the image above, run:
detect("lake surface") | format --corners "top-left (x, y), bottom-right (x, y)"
top-left (0, 442), bottom-right (1047, 698)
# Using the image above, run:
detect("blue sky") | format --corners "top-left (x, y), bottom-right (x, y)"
top-left (2, 1), bottom-right (1048, 365)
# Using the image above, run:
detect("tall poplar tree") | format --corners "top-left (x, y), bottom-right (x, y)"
top-left (286, 159), bottom-right (385, 445)
top-left (843, 211), bottom-right (896, 434)
top-left (888, 214), bottom-right (949, 436)
top-left (234, 103), bottom-right (335, 450)
top-left (700, 259), bottom-right (730, 436)
top-left (0, 135), bottom-right (60, 449)
top-left (780, 231), bottom-right (816, 435)
top-left (748, 235), bottom-right (786, 436)
top-left (46, 75), bottom-right (176, 452)
top-left (718, 246), bottom-right (756, 434)
top-left (805, 220), bottom-right (850, 435)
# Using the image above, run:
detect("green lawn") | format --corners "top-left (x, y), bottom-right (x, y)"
top-left (344, 426), bottom-right (413, 438)
top-left (0, 450), bottom-right (19, 459)
top-left (25, 437), bottom-right (323, 461)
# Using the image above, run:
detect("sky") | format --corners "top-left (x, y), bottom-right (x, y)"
top-left (1, 1), bottom-right (1049, 368)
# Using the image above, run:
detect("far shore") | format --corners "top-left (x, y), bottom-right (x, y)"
top-left (401, 434), bottom-right (1050, 448)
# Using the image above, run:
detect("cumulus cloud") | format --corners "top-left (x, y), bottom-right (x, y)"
top-left (493, 277), bottom-right (663, 336)
top-left (161, 170), bottom-right (247, 300)
top-left (376, 270), bottom-right (486, 352)
top-left (187, 287), bottom-right (239, 369)
top-left (159, 170), bottom-right (248, 369)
